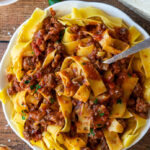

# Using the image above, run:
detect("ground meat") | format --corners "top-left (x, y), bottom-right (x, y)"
top-left (31, 14), bottom-right (65, 57)
top-left (111, 62), bottom-right (121, 74)
top-left (24, 102), bottom-right (65, 141)
top-left (39, 73), bottom-right (56, 95)
top-left (52, 54), bottom-right (61, 68)
top-left (100, 135), bottom-right (109, 150)
top-left (70, 25), bottom-right (80, 33)
top-left (7, 87), bottom-right (16, 95)
top-left (91, 105), bottom-right (109, 128)
top-left (87, 130), bottom-right (109, 150)
top-left (7, 78), bottom-right (22, 95)
top-left (136, 98), bottom-right (150, 118)
top-left (29, 111), bottom-right (46, 121)
top-left (108, 84), bottom-right (123, 100)
top-left (115, 27), bottom-right (129, 43)
top-left (133, 83), bottom-right (143, 98)
top-left (7, 74), bottom-right (13, 82)
top-left (23, 119), bottom-right (43, 141)
top-left (127, 99), bottom-right (136, 107)
top-left (22, 57), bottom-right (36, 71)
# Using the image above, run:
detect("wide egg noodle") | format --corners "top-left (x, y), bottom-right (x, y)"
top-left (42, 50), bottom-right (57, 68)
top-left (128, 26), bottom-right (150, 78)
top-left (110, 76), bottom-right (138, 118)
top-left (11, 90), bottom-right (28, 113)
top-left (42, 132), bottom-right (64, 150)
top-left (122, 76), bottom-right (138, 101)
top-left (63, 135), bottom-right (86, 150)
top-left (103, 129), bottom-right (123, 150)
top-left (60, 7), bottom-right (124, 28)
top-left (63, 27), bottom-right (76, 43)
top-left (119, 109), bottom-right (133, 119)
top-left (140, 48), bottom-right (150, 78)
top-left (62, 27), bottom-right (79, 55)
top-left (11, 111), bottom-right (26, 138)
top-left (0, 88), bottom-right (10, 104)
top-left (56, 68), bottom-right (77, 97)
top-left (128, 26), bottom-right (142, 45)
top-left (30, 140), bottom-right (48, 150)
top-left (47, 125), bottom-right (62, 142)
top-left (75, 103), bottom-right (91, 133)
top-left (122, 113), bottom-right (146, 148)
top-left (57, 95), bottom-right (72, 132)
top-left (77, 38), bottom-right (95, 57)
top-left (108, 119), bottom-right (124, 133)
top-left (73, 84), bottom-right (90, 103)
top-left (144, 78), bottom-right (150, 103)
top-left (61, 56), bottom-right (106, 96)
top-left (100, 30), bottom-right (129, 54)
top-left (11, 41), bottom-right (34, 81)
top-left (110, 103), bottom-right (126, 118)
top-left (11, 8), bottom-right (46, 80)
top-left (17, 8), bottom-right (46, 42)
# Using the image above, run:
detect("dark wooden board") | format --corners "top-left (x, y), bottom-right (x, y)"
top-left (0, 0), bottom-right (150, 149)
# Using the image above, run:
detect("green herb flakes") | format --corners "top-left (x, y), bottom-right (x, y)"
top-left (24, 80), bottom-right (30, 84)
top-left (82, 62), bottom-right (86, 65)
top-left (50, 98), bottom-right (55, 104)
top-left (99, 113), bottom-right (104, 117)
top-left (117, 99), bottom-right (122, 104)
top-left (89, 128), bottom-right (95, 136)
top-left (22, 116), bottom-right (26, 120)
top-left (97, 124), bottom-right (102, 127)
top-left (30, 85), bottom-right (34, 90)
top-left (34, 84), bottom-right (42, 93)
top-left (128, 73), bottom-right (132, 77)
top-left (93, 98), bottom-right (98, 104)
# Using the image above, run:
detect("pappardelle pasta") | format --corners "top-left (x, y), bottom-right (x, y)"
top-left (0, 7), bottom-right (150, 150)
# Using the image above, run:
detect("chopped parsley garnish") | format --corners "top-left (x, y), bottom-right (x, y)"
top-left (128, 73), bottom-right (132, 77)
top-left (22, 110), bottom-right (25, 114)
top-left (32, 51), bottom-right (34, 54)
top-left (117, 99), bottom-right (122, 104)
top-left (88, 128), bottom-right (95, 136)
top-left (82, 62), bottom-right (86, 65)
top-left (97, 124), bottom-right (102, 127)
top-left (99, 113), bottom-right (104, 117)
top-left (30, 85), bottom-right (34, 90)
top-left (34, 84), bottom-right (42, 93)
top-left (21, 110), bottom-right (27, 120)
top-left (35, 84), bottom-right (42, 89)
top-left (24, 80), bottom-right (30, 84)
top-left (50, 98), bottom-right (55, 104)
top-left (93, 98), bottom-right (98, 104)
top-left (22, 116), bottom-right (26, 120)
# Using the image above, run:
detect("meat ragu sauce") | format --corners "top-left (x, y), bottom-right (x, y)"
top-left (7, 9), bottom-right (149, 150)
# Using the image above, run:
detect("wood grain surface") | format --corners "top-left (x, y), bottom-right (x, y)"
top-left (0, 0), bottom-right (150, 150)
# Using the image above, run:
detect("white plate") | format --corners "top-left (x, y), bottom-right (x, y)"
top-left (0, 1), bottom-right (150, 150)
top-left (0, 0), bottom-right (17, 6)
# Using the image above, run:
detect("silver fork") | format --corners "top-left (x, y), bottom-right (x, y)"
top-left (103, 37), bottom-right (150, 64)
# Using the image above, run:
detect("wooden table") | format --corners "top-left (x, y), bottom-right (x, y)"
top-left (0, 0), bottom-right (150, 150)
